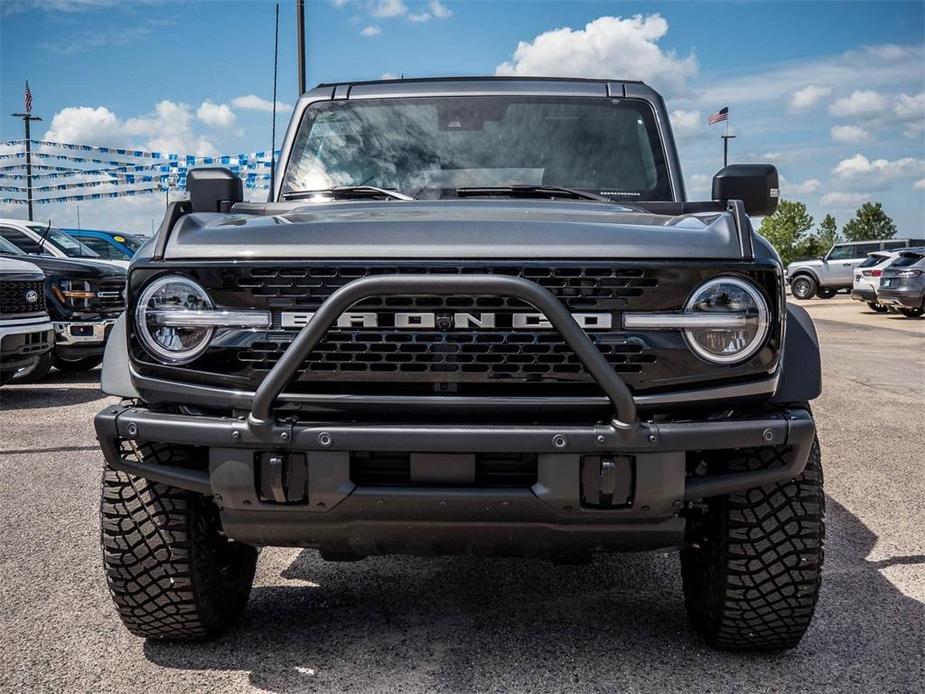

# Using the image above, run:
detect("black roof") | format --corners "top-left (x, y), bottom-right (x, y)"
top-left (316, 75), bottom-right (645, 89)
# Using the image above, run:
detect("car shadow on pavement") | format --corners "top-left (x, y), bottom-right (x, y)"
top-left (143, 497), bottom-right (925, 693)
top-left (0, 381), bottom-right (107, 410)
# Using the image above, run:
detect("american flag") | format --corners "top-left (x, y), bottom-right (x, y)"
top-left (24, 81), bottom-right (32, 114)
top-left (708, 106), bottom-right (728, 125)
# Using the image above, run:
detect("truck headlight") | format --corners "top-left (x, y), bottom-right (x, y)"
top-left (683, 277), bottom-right (769, 364)
top-left (135, 275), bottom-right (214, 363)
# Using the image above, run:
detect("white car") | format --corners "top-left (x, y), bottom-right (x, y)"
top-left (0, 217), bottom-right (129, 269)
top-left (0, 256), bottom-right (54, 384)
top-left (851, 251), bottom-right (898, 312)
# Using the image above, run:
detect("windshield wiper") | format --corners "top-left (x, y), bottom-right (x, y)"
top-left (37, 221), bottom-right (52, 250)
top-left (455, 184), bottom-right (612, 202)
top-left (283, 186), bottom-right (414, 201)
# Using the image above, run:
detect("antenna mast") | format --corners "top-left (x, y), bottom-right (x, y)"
top-left (270, 3), bottom-right (280, 199)
top-left (297, 0), bottom-right (307, 95)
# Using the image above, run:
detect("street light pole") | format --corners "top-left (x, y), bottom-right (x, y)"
top-left (11, 111), bottom-right (42, 221)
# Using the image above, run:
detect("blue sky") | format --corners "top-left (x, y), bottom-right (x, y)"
top-left (1, 0), bottom-right (923, 235)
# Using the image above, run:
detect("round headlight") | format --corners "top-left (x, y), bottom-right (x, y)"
top-left (684, 277), bottom-right (770, 364)
top-left (136, 275), bottom-right (213, 363)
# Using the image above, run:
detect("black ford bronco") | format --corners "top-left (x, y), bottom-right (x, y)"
top-left (95, 77), bottom-right (824, 651)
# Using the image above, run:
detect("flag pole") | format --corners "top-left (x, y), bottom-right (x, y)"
top-left (721, 116), bottom-right (735, 168)
top-left (12, 81), bottom-right (41, 221)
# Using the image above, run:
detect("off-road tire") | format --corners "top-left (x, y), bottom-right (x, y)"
top-left (8, 351), bottom-right (53, 383)
top-left (867, 302), bottom-right (888, 313)
top-left (815, 287), bottom-right (837, 299)
top-left (101, 442), bottom-right (258, 640)
top-left (899, 307), bottom-right (923, 318)
top-left (681, 436), bottom-right (824, 652)
top-left (790, 275), bottom-right (817, 300)
top-left (53, 353), bottom-right (103, 372)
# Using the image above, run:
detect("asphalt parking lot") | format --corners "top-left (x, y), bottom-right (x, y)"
top-left (1, 295), bottom-right (923, 693)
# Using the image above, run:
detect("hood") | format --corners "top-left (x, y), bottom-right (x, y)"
top-left (164, 200), bottom-right (745, 260)
top-left (6, 253), bottom-right (127, 280)
top-left (0, 256), bottom-right (45, 279)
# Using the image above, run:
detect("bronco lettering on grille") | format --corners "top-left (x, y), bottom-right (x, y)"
top-left (280, 311), bottom-right (613, 330)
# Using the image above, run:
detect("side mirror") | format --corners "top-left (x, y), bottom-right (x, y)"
top-left (187, 167), bottom-right (243, 213)
top-left (712, 164), bottom-right (779, 216)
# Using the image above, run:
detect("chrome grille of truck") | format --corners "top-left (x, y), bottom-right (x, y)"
top-left (93, 277), bottom-right (127, 312)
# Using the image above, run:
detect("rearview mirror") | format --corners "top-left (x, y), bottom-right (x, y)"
top-left (712, 164), bottom-right (779, 217)
top-left (187, 167), bottom-right (243, 213)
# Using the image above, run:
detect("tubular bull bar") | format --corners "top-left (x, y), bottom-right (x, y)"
top-left (96, 274), bottom-right (816, 520)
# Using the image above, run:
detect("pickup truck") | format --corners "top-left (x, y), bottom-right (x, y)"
top-left (95, 77), bottom-right (824, 652)
top-left (0, 256), bottom-right (53, 383)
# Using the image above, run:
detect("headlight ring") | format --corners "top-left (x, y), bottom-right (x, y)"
top-left (135, 275), bottom-right (214, 364)
top-left (683, 276), bottom-right (770, 365)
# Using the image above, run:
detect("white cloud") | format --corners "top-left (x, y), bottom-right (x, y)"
top-left (788, 85), bottom-right (831, 113)
top-left (833, 153), bottom-right (925, 181)
top-left (820, 191), bottom-right (871, 208)
top-left (332, 0), bottom-right (349, 7)
top-left (693, 44), bottom-right (923, 108)
top-left (670, 110), bottom-right (701, 137)
top-left (196, 101), bottom-right (236, 129)
top-left (429, 0), bottom-right (451, 18)
top-left (830, 124), bottom-right (870, 144)
top-left (43, 101), bottom-right (216, 155)
top-left (894, 91), bottom-right (925, 119)
top-left (914, 179), bottom-right (925, 190)
top-left (780, 176), bottom-right (823, 195)
top-left (829, 89), bottom-right (888, 117)
top-left (44, 106), bottom-right (121, 145)
top-left (380, 72), bottom-right (400, 80)
top-left (230, 94), bottom-right (293, 113)
top-left (360, 25), bottom-right (382, 36)
top-left (371, 0), bottom-right (406, 18)
top-left (495, 14), bottom-right (697, 97)
top-left (121, 100), bottom-right (215, 156)
top-left (687, 173), bottom-right (712, 194)
top-left (2, 0), bottom-right (125, 15)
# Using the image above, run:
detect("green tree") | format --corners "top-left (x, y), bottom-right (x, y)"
top-left (842, 202), bottom-right (897, 241)
top-left (802, 214), bottom-right (840, 258)
top-left (758, 200), bottom-right (815, 265)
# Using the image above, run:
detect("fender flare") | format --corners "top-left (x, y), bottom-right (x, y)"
top-left (100, 312), bottom-right (140, 399)
top-left (788, 268), bottom-right (821, 285)
top-left (771, 303), bottom-right (821, 403)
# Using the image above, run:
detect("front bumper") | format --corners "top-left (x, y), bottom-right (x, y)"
top-left (100, 273), bottom-right (810, 555)
top-left (54, 318), bottom-right (116, 360)
top-left (0, 318), bottom-right (53, 371)
top-left (54, 318), bottom-right (116, 346)
top-left (95, 405), bottom-right (815, 553)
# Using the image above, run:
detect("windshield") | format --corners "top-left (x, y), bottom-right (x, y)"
top-left (0, 236), bottom-right (26, 255)
top-left (27, 225), bottom-right (100, 258)
top-left (116, 234), bottom-right (143, 252)
top-left (282, 96), bottom-right (672, 201)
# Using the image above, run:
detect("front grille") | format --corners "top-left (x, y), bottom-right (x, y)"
top-left (236, 330), bottom-right (656, 383)
top-left (132, 261), bottom-right (783, 396)
top-left (0, 280), bottom-right (45, 316)
top-left (230, 264), bottom-right (659, 312)
top-left (92, 277), bottom-right (126, 312)
top-left (224, 263), bottom-right (660, 385)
